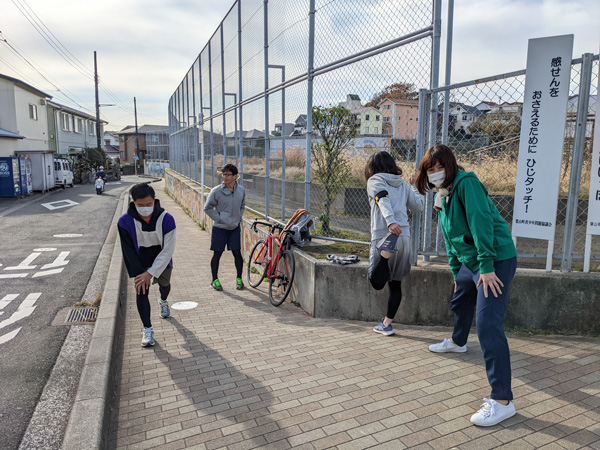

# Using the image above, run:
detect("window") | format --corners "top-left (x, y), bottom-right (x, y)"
top-left (397, 116), bottom-right (401, 120)
top-left (383, 117), bottom-right (390, 122)
top-left (74, 117), bottom-right (83, 133)
top-left (120, 151), bottom-right (125, 159)
top-left (364, 126), bottom-right (370, 133)
top-left (89, 121), bottom-right (96, 136)
top-left (462, 114), bottom-right (468, 121)
top-left (365, 114), bottom-right (370, 121)
top-left (29, 104), bottom-right (38, 120)
top-left (383, 104), bottom-right (391, 110)
top-left (61, 112), bottom-right (72, 131)
top-left (397, 128), bottom-right (401, 134)
top-left (375, 115), bottom-right (380, 121)
top-left (374, 127), bottom-right (378, 133)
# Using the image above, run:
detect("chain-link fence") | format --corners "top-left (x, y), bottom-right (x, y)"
top-left (167, 0), bottom-right (599, 271)
top-left (416, 54), bottom-right (599, 271)
top-left (168, 0), bottom-right (437, 235)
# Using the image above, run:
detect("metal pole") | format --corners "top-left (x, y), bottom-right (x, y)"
top-left (221, 25), bottom-right (227, 165)
top-left (186, 72), bottom-right (191, 178)
top-left (238, 0), bottom-right (244, 182)
top-left (561, 53), bottom-right (594, 272)
top-left (441, 0), bottom-right (453, 146)
top-left (192, 60), bottom-right (198, 182)
top-left (412, 89), bottom-right (430, 264)
top-left (264, 0), bottom-right (271, 218)
top-left (281, 66), bottom-right (286, 220)
top-left (134, 97), bottom-right (140, 176)
top-left (428, 0), bottom-right (442, 148)
top-left (304, 0), bottom-right (316, 211)
top-left (94, 51), bottom-right (101, 151)
top-left (208, 42), bottom-right (215, 186)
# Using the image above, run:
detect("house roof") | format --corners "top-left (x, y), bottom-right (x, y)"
top-left (449, 102), bottom-right (484, 117)
top-left (350, 106), bottom-right (381, 115)
top-left (48, 100), bottom-right (107, 123)
top-left (103, 144), bottom-right (120, 154)
top-left (0, 127), bottom-right (25, 139)
top-left (347, 94), bottom-right (360, 101)
top-left (0, 73), bottom-right (52, 99)
top-left (378, 98), bottom-right (419, 106)
top-left (118, 125), bottom-right (169, 135)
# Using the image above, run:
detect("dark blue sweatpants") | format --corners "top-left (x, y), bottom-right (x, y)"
top-left (451, 257), bottom-right (517, 401)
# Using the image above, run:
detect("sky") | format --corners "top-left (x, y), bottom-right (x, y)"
top-left (1, 0), bottom-right (598, 132)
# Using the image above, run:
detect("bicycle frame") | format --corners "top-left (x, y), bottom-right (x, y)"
top-left (252, 222), bottom-right (286, 280)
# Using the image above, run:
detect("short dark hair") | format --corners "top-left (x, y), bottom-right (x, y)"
top-left (221, 164), bottom-right (238, 176)
top-left (131, 183), bottom-right (155, 201)
top-left (364, 151), bottom-right (402, 181)
top-left (415, 144), bottom-right (463, 194)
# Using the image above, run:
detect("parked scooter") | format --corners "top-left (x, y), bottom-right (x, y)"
top-left (95, 177), bottom-right (105, 195)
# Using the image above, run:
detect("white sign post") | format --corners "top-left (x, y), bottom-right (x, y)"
top-left (512, 35), bottom-right (574, 271)
top-left (584, 72), bottom-right (600, 271)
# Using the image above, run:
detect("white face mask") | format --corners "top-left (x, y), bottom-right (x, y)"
top-left (136, 206), bottom-right (154, 217)
top-left (427, 170), bottom-right (446, 188)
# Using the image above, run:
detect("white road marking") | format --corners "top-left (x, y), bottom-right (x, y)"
top-left (53, 234), bottom-right (83, 238)
top-left (0, 273), bottom-right (28, 279)
top-left (41, 251), bottom-right (70, 270)
top-left (4, 252), bottom-right (41, 270)
top-left (0, 294), bottom-right (19, 310)
top-left (33, 248), bottom-right (57, 252)
top-left (32, 268), bottom-right (65, 277)
top-left (0, 293), bottom-right (41, 331)
top-left (0, 328), bottom-right (21, 345)
top-left (41, 199), bottom-right (79, 210)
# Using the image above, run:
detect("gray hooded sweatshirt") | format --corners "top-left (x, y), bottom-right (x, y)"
top-left (366, 172), bottom-right (425, 241)
top-left (204, 182), bottom-right (246, 230)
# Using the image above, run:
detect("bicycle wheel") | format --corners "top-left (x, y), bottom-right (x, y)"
top-left (269, 250), bottom-right (295, 306)
top-left (247, 239), bottom-right (268, 288)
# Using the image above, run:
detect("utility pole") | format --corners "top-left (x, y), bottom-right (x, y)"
top-left (134, 97), bottom-right (140, 176)
top-left (94, 51), bottom-right (101, 150)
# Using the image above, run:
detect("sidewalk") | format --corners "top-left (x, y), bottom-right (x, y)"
top-left (108, 180), bottom-right (600, 450)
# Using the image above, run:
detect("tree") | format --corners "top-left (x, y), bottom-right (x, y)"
top-left (71, 147), bottom-right (108, 183)
top-left (469, 112), bottom-right (521, 143)
top-left (311, 105), bottom-right (357, 235)
top-left (366, 82), bottom-right (418, 107)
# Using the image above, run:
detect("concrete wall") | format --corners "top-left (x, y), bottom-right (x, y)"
top-left (166, 169), bottom-right (600, 335)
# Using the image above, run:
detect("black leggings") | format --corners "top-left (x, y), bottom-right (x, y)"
top-left (137, 284), bottom-right (171, 328)
top-left (211, 250), bottom-right (244, 281)
top-left (369, 257), bottom-right (403, 320)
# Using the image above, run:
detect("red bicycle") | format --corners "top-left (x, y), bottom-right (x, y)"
top-left (247, 219), bottom-right (296, 306)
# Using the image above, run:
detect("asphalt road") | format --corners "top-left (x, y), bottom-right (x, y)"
top-left (0, 177), bottom-right (141, 450)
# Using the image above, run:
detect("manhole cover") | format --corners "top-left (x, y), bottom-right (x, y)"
top-left (65, 307), bottom-right (98, 323)
top-left (171, 301), bottom-right (198, 310)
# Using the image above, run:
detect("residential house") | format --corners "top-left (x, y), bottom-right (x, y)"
top-left (448, 102), bottom-right (484, 133)
top-left (489, 102), bottom-right (523, 119)
top-left (47, 101), bottom-right (105, 156)
top-left (351, 107), bottom-right (383, 135)
top-left (0, 73), bottom-right (51, 157)
top-left (378, 98), bottom-right (419, 139)
top-left (117, 124), bottom-right (169, 164)
top-left (272, 123), bottom-right (295, 137)
top-left (291, 115), bottom-right (307, 136)
top-left (339, 94), bottom-right (362, 110)
top-left (475, 101), bottom-right (497, 114)
top-left (103, 131), bottom-right (120, 161)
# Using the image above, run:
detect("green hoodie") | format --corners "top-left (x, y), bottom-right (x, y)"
top-left (437, 170), bottom-right (516, 278)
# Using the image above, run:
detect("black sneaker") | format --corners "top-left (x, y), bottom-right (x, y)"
top-left (376, 233), bottom-right (398, 254)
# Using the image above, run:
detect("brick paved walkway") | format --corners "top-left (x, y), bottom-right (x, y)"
top-left (108, 181), bottom-right (600, 450)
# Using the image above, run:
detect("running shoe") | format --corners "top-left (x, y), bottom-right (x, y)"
top-left (211, 279), bottom-right (223, 291)
top-left (158, 298), bottom-right (170, 318)
top-left (236, 278), bottom-right (244, 290)
top-left (376, 232), bottom-right (398, 254)
top-left (141, 327), bottom-right (155, 347)
top-left (470, 398), bottom-right (516, 426)
top-left (373, 319), bottom-right (394, 336)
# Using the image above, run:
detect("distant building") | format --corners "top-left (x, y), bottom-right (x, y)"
top-left (447, 102), bottom-right (484, 132)
top-left (350, 107), bottom-right (383, 135)
top-left (117, 125), bottom-right (169, 163)
top-left (292, 115), bottom-right (307, 136)
top-left (273, 123), bottom-right (295, 136)
top-left (47, 101), bottom-right (105, 156)
top-left (103, 131), bottom-right (120, 161)
top-left (339, 94), bottom-right (362, 110)
top-left (475, 101), bottom-right (497, 114)
top-left (378, 98), bottom-right (419, 139)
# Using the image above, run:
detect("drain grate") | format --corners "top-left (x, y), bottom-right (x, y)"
top-left (65, 307), bottom-right (98, 323)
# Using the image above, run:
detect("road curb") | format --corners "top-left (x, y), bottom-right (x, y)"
top-left (61, 187), bottom-right (130, 450)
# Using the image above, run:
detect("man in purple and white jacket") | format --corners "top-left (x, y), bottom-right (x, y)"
top-left (118, 183), bottom-right (176, 347)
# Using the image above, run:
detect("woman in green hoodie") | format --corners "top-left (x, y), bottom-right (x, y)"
top-left (415, 144), bottom-right (518, 427)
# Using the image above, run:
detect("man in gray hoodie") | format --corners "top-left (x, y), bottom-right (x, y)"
top-left (204, 164), bottom-right (246, 291)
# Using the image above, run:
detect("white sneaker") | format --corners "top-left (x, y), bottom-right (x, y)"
top-left (470, 398), bottom-right (516, 426)
top-left (141, 327), bottom-right (155, 347)
top-left (429, 338), bottom-right (467, 353)
top-left (158, 298), bottom-right (170, 318)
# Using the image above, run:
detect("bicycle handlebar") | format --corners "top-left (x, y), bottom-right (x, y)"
top-left (251, 219), bottom-right (295, 235)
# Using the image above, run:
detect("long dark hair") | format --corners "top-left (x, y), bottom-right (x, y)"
top-left (364, 151), bottom-right (402, 181)
top-left (415, 145), bottom-right (463, 194)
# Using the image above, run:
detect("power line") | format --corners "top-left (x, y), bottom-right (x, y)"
top-left (11, 0), bottom-right (94, 80)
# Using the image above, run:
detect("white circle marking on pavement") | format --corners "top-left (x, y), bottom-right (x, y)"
top-left (53, 234), bottom-right (84, 238)
top-left (34, 248), bottom-right (58, 252)
top-left (171, 301), bottom-right (198, 310)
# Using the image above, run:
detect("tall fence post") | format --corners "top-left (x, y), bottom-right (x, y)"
top-left (304, 0), bottom-right (316, 212)
top-left (264, 0), bottom-right (271, 218)
top-left (561, 53), bottom-right (594, 272)
top-left (221, 24), bottom-right (227, 165)
top-left (238, 0), bottom-right (244, 183)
